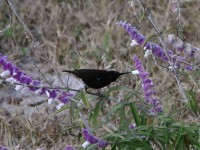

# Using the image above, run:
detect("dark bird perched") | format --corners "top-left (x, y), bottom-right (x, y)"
top-left (63, 69), bottom-right (131, 89)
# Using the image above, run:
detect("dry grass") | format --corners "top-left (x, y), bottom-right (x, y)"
top-left (0, 0), bottom-right (200, 149)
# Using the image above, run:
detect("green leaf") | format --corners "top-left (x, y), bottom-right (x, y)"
top-left (103, 31), bottom-right (110, 52)
top-left (140, 115), bottom-right (146, 125)
top-left (69, 92), bottom-right (81, 122)
top-left (186, 90), bottom-right (199, 114)
top-left (163, 127), bottom-right (169, 144)
top-left (3, 28), bottom-right (13, 38)
top-left (104, 133), bottom-right (125, 140)
top-left (104, 85), bottom-right (136, 98)
top-left (80, 89), bottom-right (90, 109)
top-left (130, 102), bottom-right (141, 126)
top-left (142, 33), bottom-right (159, 47)
top-left (70, 99), bottom-right (76, 123)
top-left (21, 47), bottom-right (27, 56)
top-left (118, 104), bottom-right (127, 129)
top-left (125, 91), bottom-right (136, 100)
top-left (174, 135), bottom-right (184, 149)
top-left (175, 135), bottom-right (187, 150)
top-left (186, 134), bottom-right (200, 148)
top-left (91, 100), bottom-right (104, 126)
top-left (53, 104), bottom-right (71, 115)
top-left (107, 103), bottom-right (123, 117)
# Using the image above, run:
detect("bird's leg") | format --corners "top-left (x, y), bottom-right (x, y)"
top-left (85, 86), bottom-right (89, 93)
top-left (99, 87), bottom-right (111, 105)
top-left (96, 89), bottom-right (103, 97)
top-left (97, 89), bottom-right (101, 93)
top-left (84, 87), bottom-right (102, 97)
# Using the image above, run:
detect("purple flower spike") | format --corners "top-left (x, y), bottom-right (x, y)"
top-left (32, 80), bottom-right (41, 85)
top-left (48, 90), bottom-right (57, 99)
top-left (168, 34), bottom-right (200, 64)
top-left (58, 92), bottom-right (73, 104)
top-left (0, 145), bottom-right (9, 150)
top-left (133, 55), bottom-right (162, 115)
top-left (185, 65), bottom-right (193, 71)
top-left (0, 53), bottom-right (73, 109)
top-left (29, 80), bottom-right (41, 91)
top-left (82, 129), bottom-right (108, 148)
top-left (65, 145), bottom-right (75, 150)
top-left (117, 21), bottom-right (186, 69)
top-left (129, 123), bottom-right (136, 129)
top-left (2, 61), bottom-right (13, 70)
top-left (0, 56), bottom-right (8, 66)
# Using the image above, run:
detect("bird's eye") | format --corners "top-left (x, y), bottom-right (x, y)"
top-left (96, 77), bottom-right (101, 81)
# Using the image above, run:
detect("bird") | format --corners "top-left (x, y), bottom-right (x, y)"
top-left (63, 69), bottom-right (131, 89)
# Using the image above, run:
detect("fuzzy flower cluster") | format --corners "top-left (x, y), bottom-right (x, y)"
top-left (0, 53), bottom-right (73, 109)
top-left (117, 21), bottom-right (186, 70)
top-left (0, 145), bottom-right (8, 150)
top-left (133, 55), bottom-right (162, 115)
top-left (65, 145), bottom-right (75, 150)
top-left (170, 0), bottom-right (182, 15)
top-left (129, 123), bottom-right (136, 129)
top-left (168, 34), bottom-right (200, 70)
top-left (169, 0), bottom-right (184, 26)
top-left (82, 129), bottom-right (108, 148)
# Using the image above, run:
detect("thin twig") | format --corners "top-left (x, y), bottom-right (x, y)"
top-left (5, 0), bottom-right (66, 88)
top-left (0, 0), bottom-right (13, 33)
top-left (0, 79), bottom-right (102, 96)
top-left (138, 2), bottom-right (188, 102)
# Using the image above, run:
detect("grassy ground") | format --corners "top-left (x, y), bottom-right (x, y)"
top-left (0, 0), bottom-right (200, 149)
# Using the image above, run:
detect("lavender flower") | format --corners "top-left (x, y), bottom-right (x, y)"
top-left (170, 0), bottom-right (182, 15)
top-left (0, 53), bottom-right (73, 109)
top-left (82, 129), bottom-right (108, 148)
top-left (129, 123), bottom-right (136, 129)
top-left (133, 55), bottom-right (162, 115)
top-left (36, 148), bottom-right (45, 150)
top-left (168, 34), bottom-right (200, 70)
top-left (0, 145), bottom-right (9, 150)
top-left (117, 21), bottom-right (186, 69)
top-left (65, 145), bottom-right (75, 150)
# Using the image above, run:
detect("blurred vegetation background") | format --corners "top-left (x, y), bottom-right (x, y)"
top-left (0, 0), bottom-right (200, 149)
